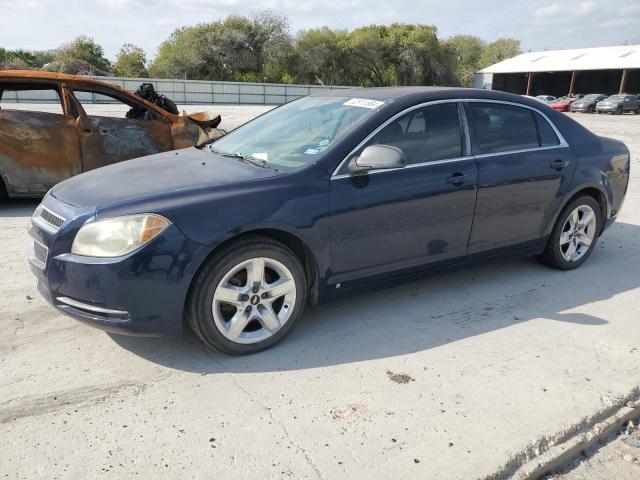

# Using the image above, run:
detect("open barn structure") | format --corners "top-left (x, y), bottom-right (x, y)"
top-left (475, 45), bottom-right (640, 98)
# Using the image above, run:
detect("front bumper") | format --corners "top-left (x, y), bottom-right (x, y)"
top-left (596, 105), bottom-right (619, 112)
top-left (570, 105), bottom-right (592, 112)
top-left (28, 196), bottom-right (210, 337)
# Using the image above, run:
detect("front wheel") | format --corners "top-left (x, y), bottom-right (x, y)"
top-left (187, 236), bottom-right (308, 355)
top-left (539, 196), bottom-right (602, 270)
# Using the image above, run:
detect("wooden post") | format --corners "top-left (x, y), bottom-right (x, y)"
top-left (569, 71), bottom-right (576, 97)
top-left (526, 72), bottom-right (533, 96)
top-left (620, 69), bottom-right (628, 94)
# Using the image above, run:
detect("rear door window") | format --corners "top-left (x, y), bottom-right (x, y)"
top-left (469, 103), bottom-right (539, 155)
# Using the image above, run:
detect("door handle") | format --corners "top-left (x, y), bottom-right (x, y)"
top-left (446, 173), bottom-right (474, 186)
top-left (550, 160), bottom-right (569, 170)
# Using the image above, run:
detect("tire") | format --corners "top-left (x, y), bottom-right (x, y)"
top-left (187, 235), bottom-right (308, 355)
top-left (539, 195), bottom-right (602, 270)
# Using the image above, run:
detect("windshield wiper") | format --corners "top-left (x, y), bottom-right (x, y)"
top-left (209, 147), bottom-right (270, 169)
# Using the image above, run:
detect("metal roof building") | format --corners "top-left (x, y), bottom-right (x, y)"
top-left (474, 45), bottom-right (640, 97)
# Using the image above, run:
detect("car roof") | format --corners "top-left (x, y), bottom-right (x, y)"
top-left (314, 86), bottom-right (548, 106)
top-left (316, 86), bottom-right (459, 100)
top-left (0, 70), bottom-right (120, 87)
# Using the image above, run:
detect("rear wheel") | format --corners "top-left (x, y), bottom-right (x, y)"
top-left (187, 235), bottom-right (307, 355)
top-left (539, 196), bottom-right (602, 270)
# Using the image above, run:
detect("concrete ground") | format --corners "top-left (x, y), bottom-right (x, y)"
top-left (1, 106), bottom-right (639, 479)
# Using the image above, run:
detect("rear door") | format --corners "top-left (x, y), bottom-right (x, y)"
top-left (329, 102), bottom-right (477, 285)
top-left (465, 101), bottom-right (577, 254)
top-left (70, 89), bottom-right (174, 172)
top-left (0, 82), bottom-right (81, 196)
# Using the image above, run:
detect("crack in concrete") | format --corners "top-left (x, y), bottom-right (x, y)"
top-left (212, 357), bottom-right (324, 480)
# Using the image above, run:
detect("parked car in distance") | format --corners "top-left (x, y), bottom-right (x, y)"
top-left (595, 94), bottom-right (640, 114)
top-left (29, 87), bottom-right (630, 354)
top-left (548, 96), bottom-right (575, 112)
top-left (0, 71), bottom-right (224, 198)
top-left (536, 95), bottom-right (556, 103)
top-left (570, 94), bottom-right (608, 113)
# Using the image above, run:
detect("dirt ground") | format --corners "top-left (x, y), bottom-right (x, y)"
top-left (1, 107), bottom-right (639, 479)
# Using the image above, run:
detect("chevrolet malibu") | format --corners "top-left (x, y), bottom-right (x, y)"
top-left (29, 87), bottom-right (630, 355)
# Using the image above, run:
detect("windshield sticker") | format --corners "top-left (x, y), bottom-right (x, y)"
top-left (252, 152), bottom-right (268, 161)
top-left (343, 98), bottom-right (385, 109)
top-left (304, 148), bottom-right (320, 155)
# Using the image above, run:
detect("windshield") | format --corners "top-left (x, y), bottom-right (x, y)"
top-left (209, 96), bottom-right (385, 171)
top-left (606, 95), bottom-right (624, 102)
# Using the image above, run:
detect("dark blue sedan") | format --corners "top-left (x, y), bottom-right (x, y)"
top-left (28, 87), bottom-right (630, 354)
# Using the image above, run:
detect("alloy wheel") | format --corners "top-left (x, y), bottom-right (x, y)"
top-left (211, 257), bottom-right (297, 344)
top-left (559, 205), bottom-right (597, 262)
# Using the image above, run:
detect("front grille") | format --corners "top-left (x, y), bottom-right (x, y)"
top-left (33, 240), bottom-right (48, 264)
top-left (29, 240), bottom-right (49, 269)
top-left (32, 205), bottom-right (66, 234)
top-left (40, 208), bottom-right (65, 228)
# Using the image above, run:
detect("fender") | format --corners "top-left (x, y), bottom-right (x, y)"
top-left (201, 221), bottom-right (328, 306)
top-left (542, 179), bottom-right (611, 237)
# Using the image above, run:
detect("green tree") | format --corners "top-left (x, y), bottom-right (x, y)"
top-left (47, 35), bottom-right (112, 74)
top-left (113, 43), bottom-right (148, 77)
top-left (292, 27), bottom-right (352, 85)
top-left (31, 50), bottom-right (56, 68)
top-left (480, 38), bottom-right (521, 68)
top-left (346, 25), bottom-right (394, 86)
top-left (446, 35), bottom-right (485, 86)
top-left (387, 23), bottom-right (455, 86)
top-left (149, 10), bottom-right (293, 82)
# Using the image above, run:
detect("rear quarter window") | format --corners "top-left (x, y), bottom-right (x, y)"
top-left (534, 112), bottom-right (560, 147)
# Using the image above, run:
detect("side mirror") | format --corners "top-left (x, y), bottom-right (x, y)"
top-left (348, 145), bottom-right (407, 174)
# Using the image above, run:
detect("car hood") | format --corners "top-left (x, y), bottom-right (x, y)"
top-left (51, 147), bottom-right (281, 209)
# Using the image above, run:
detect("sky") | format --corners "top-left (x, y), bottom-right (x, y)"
top-left (1, 0), bottom-right (638, 60)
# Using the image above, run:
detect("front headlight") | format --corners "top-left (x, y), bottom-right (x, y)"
top-left (71, 214), bottom-right (171, 257)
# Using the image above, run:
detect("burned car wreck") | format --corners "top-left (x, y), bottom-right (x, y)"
top-left (0, 71), bottom-right (223, 197)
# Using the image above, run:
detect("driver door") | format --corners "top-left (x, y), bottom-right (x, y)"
top-left (70, 89), bottom-right (174, 172)
top-left (328, 102), bottom-right (478, 286)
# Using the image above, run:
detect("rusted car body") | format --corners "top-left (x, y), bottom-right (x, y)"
top-left (0, 71), bottom-right (223, 197)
